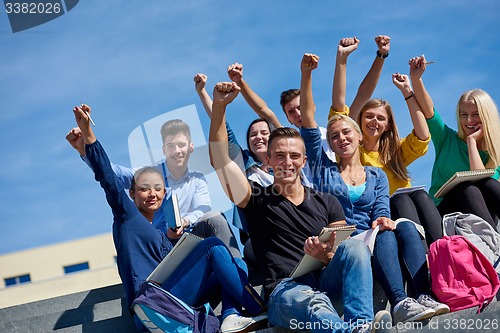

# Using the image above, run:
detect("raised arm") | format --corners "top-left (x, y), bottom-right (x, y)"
top-left (194, 73), bottom-right (213, 118)
top-left (349, 35), bottom-right (390, 118)
top-left (209, 82), bottom-right (252, 208)
top-left (300, 53), bottom-right (320, 129)
top-left (73, 104), bottom-right (96, 145)
top-left (66, 125), bottom-right (135, 188)
top-left (331, 37), bottom-right (359, 115)
top-left (409, 55), bottom-right (435, 119)
top-left (227, 62), bottom-right (283, 128)
top-left (392, 73), bottom-right (430, 140)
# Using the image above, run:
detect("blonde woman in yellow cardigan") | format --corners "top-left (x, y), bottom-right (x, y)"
top-left (329, 37), bottom-right (442, 245)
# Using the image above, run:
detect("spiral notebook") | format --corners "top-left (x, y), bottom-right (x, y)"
top-left (147, 232), bottom-right (204, 284)
top-left (290, 223), bottom-right (356, 278)
top-left (434, 169), bottom-right (495, 199)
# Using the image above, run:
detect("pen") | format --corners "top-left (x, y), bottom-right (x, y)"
top-left (424, 61), bottom-right (436, 65)
top-left (80, 102), bottom-right (96, 126)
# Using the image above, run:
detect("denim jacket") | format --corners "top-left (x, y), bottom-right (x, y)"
top-left (301, 126), bottom-right (390, 232)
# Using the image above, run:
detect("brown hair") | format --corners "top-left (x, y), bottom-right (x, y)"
top-left (358, 99), bottom-right (409, 181)
top-left (160, 119), bottom-right (191, 144)
top-left (267, 127), bottom-right (304, 156)
top-left (279, 89), bottom-right (300, 113)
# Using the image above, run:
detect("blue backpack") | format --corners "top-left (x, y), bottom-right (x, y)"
top-left (132, 281), bottom-right (220, 333)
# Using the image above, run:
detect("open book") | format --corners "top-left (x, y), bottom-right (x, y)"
top-left (163, 193), bottom-right (182, 229)
top-left (147, 232), bottom-right (204, 284)
top-left (351, 218), bottom-right (425, 255)
top-left (290, 223), bottom-right (357, 278)
top-left (434, 169), bottom-right (495, 199)
top-left (391, 185), bottom-right (426, 198)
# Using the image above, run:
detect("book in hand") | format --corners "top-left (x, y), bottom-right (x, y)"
top-left (390, 185), bottom-right (426, 198)
top-left (163, 193), bottom-right (182, 229)
top-left (289, 222), bottom-right (357, 279)
top-left (147, 232), bottom-right (204, 284)
top-left (434, 169), bottom-right (495, 199)
top-left (350, 218), bottom-right (425, 255)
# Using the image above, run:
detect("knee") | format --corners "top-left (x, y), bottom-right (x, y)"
top-left (391, 193), bottom-right (412, 207)
top-left (201, 236), bottom-right (224, 248)
top-left (410, 189), bottom-right (432, 203)
top-left (395, 220), bottom-right (415, 232)
top-left (457, 182), bottom-right (482, 198)
top-left (339, 238), bottom-right (371, 261)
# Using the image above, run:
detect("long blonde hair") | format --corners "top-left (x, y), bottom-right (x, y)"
top-left (358, 99), bottom-right (410, 181)
top-left (456, 89), bottom-right (500, 168)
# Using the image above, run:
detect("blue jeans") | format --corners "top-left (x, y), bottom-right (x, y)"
top-left (268, 239), bottom-right (373, 333)
top-left (161, 237), bottom-right (266, 319)
top-left (372, 221), bottom-right (429, 306)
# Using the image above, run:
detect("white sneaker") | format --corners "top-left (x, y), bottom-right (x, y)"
top-left (353, 310), bottom-right (392, 333)
top-left (393, 297), bottom-right (435, 323)
top-left (417, 294), bottom-right (450, 316)
top-left (220, 313), bottom-right (268, 333)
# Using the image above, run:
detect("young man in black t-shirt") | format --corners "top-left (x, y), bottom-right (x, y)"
top-left (209, 81), bottom-right (392, 333)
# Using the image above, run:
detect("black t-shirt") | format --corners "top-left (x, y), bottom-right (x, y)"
top-left (242, 181), bottom-right (345, 299)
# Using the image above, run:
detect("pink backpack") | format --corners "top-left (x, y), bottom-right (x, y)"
top-left (428, 235), bottom-right (500, 312)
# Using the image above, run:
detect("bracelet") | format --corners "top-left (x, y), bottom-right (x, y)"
top-left (405, 92), bottom-right (415, 101)
top-left (376, 50), bottom-right (389, 59)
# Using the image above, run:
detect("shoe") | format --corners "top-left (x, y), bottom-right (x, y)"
top-left (220, 313), bottom-right (268, 333)
top-left (353, 310), bottom-right (392, 333)
top-left (392, 297), bottom-right (435, 323)
top-left (417, 294), bottom-right (450, 316)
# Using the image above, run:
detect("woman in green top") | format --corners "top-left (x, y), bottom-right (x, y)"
top-left (411, 55), bottom-right (500, 228)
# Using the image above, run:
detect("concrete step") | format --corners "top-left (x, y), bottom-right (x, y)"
top-left (1, 283), bottom-right (499, 332)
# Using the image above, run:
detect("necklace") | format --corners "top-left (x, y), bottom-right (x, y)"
top-left (345, 173), bottom-right (357, 186)
top-left (340, 166), bottom-right (362, 186)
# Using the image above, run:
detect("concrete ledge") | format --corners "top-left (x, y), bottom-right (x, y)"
top-left (1, 283), bottom-right (499, 333)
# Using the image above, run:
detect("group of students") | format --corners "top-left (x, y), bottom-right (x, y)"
top-left (66, 35), bottom-right (500, 333)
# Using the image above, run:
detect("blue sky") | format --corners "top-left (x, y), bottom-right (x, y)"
top-left (0, 0), bottom-right (499, 254)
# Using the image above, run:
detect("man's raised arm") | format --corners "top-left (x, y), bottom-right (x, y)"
top-left (209, 82), bottom-right (252, 208)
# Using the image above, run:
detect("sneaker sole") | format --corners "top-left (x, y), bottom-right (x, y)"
top-left (433, 305), bottom-right (451, 316)
top-left (401, 308), bottom-right (435, 322)
top-left (221, 317), bottom-right (268, 333)
top-left (372, 310), bottom-right (392, 333)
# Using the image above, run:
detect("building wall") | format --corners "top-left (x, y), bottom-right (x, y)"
top-left (0, 233), bottom-right (121, 308)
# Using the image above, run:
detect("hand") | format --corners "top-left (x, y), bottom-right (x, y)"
top-left (337, 37), bottom-right (359, 57)
top-left (467, 124), bottom-right (484, 142)
top-left (375, 35), bottom-right (390, 56)
top-left (372, 217), bottom-right (395, 231)
top-left (303, 232), bottom-right (335, 264)
top-left (194, 73), bottom-right (207, 93)
top-left (227, 63), bottom-right (243, 83)
top-left (66, 127), bottom-right (85, 155)
top-left (181, 217), bottom-right (190, 228)
top-left (212, 82), bottom-right (240, 106)
top-left (392, 73), bottom-right (412, 94)
top-left (167, 226), bottom-right (184, 240)
top-left (409, 55), bottom-right (427, 80)
top-left (72, 104), bottom-right (92, 135)
top-left (300, 53), bottom-right (319, 72)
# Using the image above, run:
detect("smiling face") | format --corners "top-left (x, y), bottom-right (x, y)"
top-left (162, 132), bottom-right (194, 172)
top-left (359, 106), bottom-right (390, 140)
top-left (247, 120), bottom-right (270, 158)
top-left (327, 118), bottom-right (362, 159)
top-left (129, 171), bottom-right (166, 219)
top-left (459, 100), bottom-right (482, 137)
top-left (266, 136), bottom-right (306, 185)
top-left (283, 96), bottom-right (302, 128)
